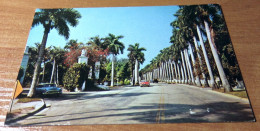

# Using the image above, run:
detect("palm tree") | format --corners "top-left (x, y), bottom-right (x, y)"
top-left (64, 39), bottom-right (84, 52)
top-left (181, 5), bottom-right (232, 91)
top-left (184, 49), bottom-right (195, 84)
top-left (189, 42), bottom-right (201, 86)
top-left (104, 33), bottom-right (125, 87)
top-left (127, 43), bottom-right (146, 85)
top-left (172, 8), bottom-right (206, 86)
top-left (181, 51), bottom-right (188, 83)
top-left (49, 46), bottom-right (66, 85)
top-left (204, 20), bottom-right (232, 91)
top-left (40, 45), bottom-right (51, 83)
top-left (27, 9), bottom-right (81, 97)
top-left (87, 36), bottom-right (105, 80)
top-left (196, 25), bottom-right (215, 87)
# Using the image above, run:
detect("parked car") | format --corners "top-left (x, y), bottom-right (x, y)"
top-left (140, 80), bottom-right (150, 87)
top-left (36, 83), bottom-right (62, 96)
top-left (153, 79), bottom-right (159, 83)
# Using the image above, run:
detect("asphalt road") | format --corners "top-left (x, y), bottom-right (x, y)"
top-left (13, 83), bottom-right (255, 126)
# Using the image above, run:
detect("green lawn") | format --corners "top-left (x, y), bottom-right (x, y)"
top-left (17, 98), bottom-right (42, 103)
top-left (214, 88), bottom-right (248, 98)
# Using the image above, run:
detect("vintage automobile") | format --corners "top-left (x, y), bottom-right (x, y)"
top-left (153, 79), bottom-right (159, 83)
top-left (140, 80), bottom-right (150, 87)
top-left (36, 83), bottom-right (62, 96)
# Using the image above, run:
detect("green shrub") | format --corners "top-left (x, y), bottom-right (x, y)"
top-left (124, 79), bottom-right (130, 85)
top-left (119, 80), bottom-right (124, 85)
top-left (63, 63), bottom-right (90, 91)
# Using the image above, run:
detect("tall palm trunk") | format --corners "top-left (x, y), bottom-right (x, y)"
top-left (132, 68), bottom-right (135, 86)
top-left (54, 64), bottom-right (57, 84)
top-left (50, 58), bottom-right (56, 83)
top-left (204, 21), bottom-right (232, 92)
top-left (163, 62), bottom-right (167, 81)
top-left (153, 70), bottom-right (155, 80)
top-left (164, 61), bottom-right (168, 80)
top-left (196, 25), bottom-right (215, 87)
top-left (152, 70), bottom-right (154, 80)
top-left (189, 42), bottom-right (201, 86)
top-left (157, 67), bottom-right (159, 80)
top-left (184, 50), bottom-right (192, 84)
top-left (193, 36), bottom-right (208, 86)
top-left (176, 62), bottom-right (181, 83)
top-left (28, 28), bottom-right (49, 97)
top-left (111, 55), bottom-right (115, 87)
top-left (160, 63), bottom-right (164, 81)
top-left (180, 64), bottom-right (185, 83)
top-left (158, 67), bottom-right (160, 80)
top-left (173, 60), bottom-right (178, 83)
top-left (149, 72), bottom-right (151, 81)
top-left (151, 71), bottom-right (153, 80)
top-left (165, 61), bottom-right (169, 81)
top-left (56, 64), bottom-right (59, 85)
top-left (135, 59), bottom-right (139, 85)
top-left (185, 49), bottom-right (195, 85)
top-left (181, 51), bottom-right (188, 84)
top-left (168, 60), bottom-right (172, 81)
top-left (161, 63), bottom-right (164, 81)
top-left (168, 61), bottom-right (172, 80)
top-left (170, 60), bottom-right (174, 82)
top-left (41, 60), bottom-right (45, 82)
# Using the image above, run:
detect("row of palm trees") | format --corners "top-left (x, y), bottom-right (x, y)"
top-left (141, 5), bottom-right (234, 92)
top-left (27, 8), bottom-right (147, 97)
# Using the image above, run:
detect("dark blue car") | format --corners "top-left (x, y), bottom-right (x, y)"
top-left (36, 83), bottom-right (62, 96)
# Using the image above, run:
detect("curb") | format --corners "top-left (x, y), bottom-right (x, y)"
top-left (5, 99), bottom-right (46, 125)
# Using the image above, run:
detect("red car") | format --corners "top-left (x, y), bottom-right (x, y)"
top-left (140, 80), bottom-right (150, 87)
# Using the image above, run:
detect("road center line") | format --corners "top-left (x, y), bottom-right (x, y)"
top-left (156, 86), bottom-right (165, 123)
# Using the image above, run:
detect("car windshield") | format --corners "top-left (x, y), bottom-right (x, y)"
top-left (141, 80), bottom-right (146, 82)
top-left (37, 84), bottom-right (56, 88)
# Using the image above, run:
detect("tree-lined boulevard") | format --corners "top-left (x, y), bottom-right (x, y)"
top-left (9, 4), bottom-right (255, 125)
top-left (12, 83), bottom-right (254, 125)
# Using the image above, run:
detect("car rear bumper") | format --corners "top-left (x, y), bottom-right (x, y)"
top-left (140, 84), bottom-right (150, 87)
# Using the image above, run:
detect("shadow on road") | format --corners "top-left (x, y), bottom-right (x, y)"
top-left (17, 101), bottom-right (255, 126)
top-left (76, 92), bottom-right (160, 100)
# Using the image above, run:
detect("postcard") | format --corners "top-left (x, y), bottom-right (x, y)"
top-left (5, 4), bottom-right (255, 126)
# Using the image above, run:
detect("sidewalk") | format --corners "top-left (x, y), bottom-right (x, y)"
top-left (5, 98), bottom-right (46, 125)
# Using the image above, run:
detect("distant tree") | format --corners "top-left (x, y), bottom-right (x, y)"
top-left (49, 46), bottom-right (67, 85)
top-left (117, 61), bottom-right (131, 81)
top-left (64, 40), bottom-right (84, 67)
top-left (64, 39), bottom-right (84, 51)
top-left (127, 43), bottom-right (146, 85)
top-left (86, 36), bottom-right (109, 80)
top-left (103, 33), bottom-right (125, 87)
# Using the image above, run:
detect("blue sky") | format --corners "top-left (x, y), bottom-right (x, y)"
top-left (26, 6), bottom-right (179, 69)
